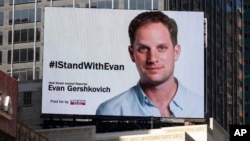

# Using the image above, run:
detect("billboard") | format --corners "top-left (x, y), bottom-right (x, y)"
top-left (42, 7), bottom-right (204, 118)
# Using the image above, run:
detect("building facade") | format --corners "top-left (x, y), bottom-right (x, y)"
top-left (37, 118), bottom-right (229, 141)
top-left (0, 70), bottom-right (18, 141)
top-left (0, 0), bottom-right (244, 132)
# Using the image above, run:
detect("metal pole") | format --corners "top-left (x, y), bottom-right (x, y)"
top-left (151, 0), bottom-right (153, 10)
top-left (11, 0), bottom-right (15, 77)
top-left (33, 0), bottom-right (37, 80)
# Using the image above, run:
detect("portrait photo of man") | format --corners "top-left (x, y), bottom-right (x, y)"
top-left (96, 11), bottom-right (204, 118)
top-left (43, 8), bottom-right (204, 116)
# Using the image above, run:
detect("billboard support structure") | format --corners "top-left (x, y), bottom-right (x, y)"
top-left (41, 114), bottom-right (208, 133)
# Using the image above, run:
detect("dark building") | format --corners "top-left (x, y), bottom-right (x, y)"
top-left (0, 0), bottom-right (244, 133)
top-left (166, 0), bottom-right (244, 131)
top-left (244, 0), bottom-right (250, 124)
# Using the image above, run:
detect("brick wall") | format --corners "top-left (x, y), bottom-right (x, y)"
top-left (0, 70), bottom-right (18, 138)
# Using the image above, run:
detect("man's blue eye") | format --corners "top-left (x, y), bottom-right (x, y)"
top-left (158, 46), bottom-right (167, 51)
top-left (138, 47), bottom-right (148, 52)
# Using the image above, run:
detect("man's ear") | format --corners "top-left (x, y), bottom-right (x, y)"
top-left (174, 44), bottom-right (181, 61)
top-left (128, 46), bottom-right (135, 62)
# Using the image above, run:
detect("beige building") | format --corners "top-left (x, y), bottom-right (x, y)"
top-left (32, 118), bottom-right (228, 141)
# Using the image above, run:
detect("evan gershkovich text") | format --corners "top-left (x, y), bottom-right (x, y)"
top-left (48, 84), bottom-right (111, 93)
top-left (49, 61), bottom-right (124, 71)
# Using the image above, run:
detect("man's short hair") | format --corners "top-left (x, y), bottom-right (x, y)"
top-left (128, 11), bottom-right (178, 46)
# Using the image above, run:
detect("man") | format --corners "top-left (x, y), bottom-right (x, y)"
top-left (96, 11), bottom-right (203, 118)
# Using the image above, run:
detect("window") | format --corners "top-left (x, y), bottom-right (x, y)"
top-left (28, 28), bottom-right (34, 42)
top-left (13, 49), bottom-right (19, 63)
top-left (244, 20), bottom-right (250, 25)
top-left (7, 67), bottom-right (40, 81)
top-left (0, 0), bottom-right (3, 6)
top-left (0, 12), bottom-right (3, 26)
top-left (27, 48), bottom-right (33, 61)
top-left (21, 29), bottom-right (28, 42)
top-left (0, 31), bottom-right (2, 45)
top-left (8, 28), bottom-right (41, 44)
top-left (125, 0), bottom-right (158, 10)
top-left (37, 8), bottom-right (41, 21)
top-left (57, 4), bottom-right (80, 8)
top-left (193, 0), bottom-right (200, 11)
top-left (8, 47), bottom-right (40, 63)
top-left (9, 8), bottom-right (41, 24)
top-left (14, 10), bottom-right (21, 24)
top-left (245, 33), bottom-right (250, 39)
top-left (245, 84), bottom-right (250, 91)
top-left (23, 92), bottom-right (32, 106)
top-left (9, 0), bottom-right (41, 5)
top-left (20, 49), bottom-right (27, 62)
top-left (36, 28), bottom-right (40, 41)
top-left (14, 30), bottom-right (20, 43)
top-left (8, 30), bottom-right (11, 43)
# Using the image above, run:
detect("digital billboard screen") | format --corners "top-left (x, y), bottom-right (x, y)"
top-left (42, 7), bottom-right (204, 118)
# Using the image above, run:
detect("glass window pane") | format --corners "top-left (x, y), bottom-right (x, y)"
top-left (28, 48), bottom-right (33, 61)
top-left (14, 10), bottom-right (21, 24)
top-left (22, 29), bottom-right (30, 43)
top-left (36, 8), bottom-right (41, 22)
top-left (36, 47), bottom-right (40, 61)
top-left (138, 0), bottom-right (145, 9)
top-left (29, 9), bottom-right (35, 22)
top-left (8, 50), bottom-right (11, 63)
top-left (124, 0), bottom-right (128, 9)
top-left (130, 0), bottom-right (136, 9)
top-left (98, 1), bottom-right (105, 8)
top-left (21, 9), bottom-right (29, 23)
top-left (114, 0), bottom-right (119, 9)
top-left (27, 69), bottom-right (33, 80)
top-left (28, 28), bottom-right (34, 42)
top-left (9, 0), bottom-right (13, 5)
top-left (0, 12), bottom-right (3, 26)
top-left (0, 0), bottom-right (4, 6)
top-left (21, 29), bottom-right (28, 42)
top-left (13, 70), bottom-right (19, 80)
top-left (9, 11), bottom-right (13, 24)
top-left (0, 31), bottom-right (2, 45)
top-left (22, 0), bottom-right (29, 3)
top-left (8, 30), bottom-right (12, 44)
top-left (145, 0), bottom-right (151, 10)
top-left (36, 28), bottom-right (40, 41)
top-left (13, 49), bottom-right (19, 63)
top-left (24, 91), bottom-right (32, 105)
top-left (153, 0), bottom-right (158, 10)
top-left (19, 68), bottom-right (26, 81)
top-left (15, 0), bottom-right (21, 4)
top-left (107, 1), bottom-right (112, 8)
top-left (90, 2), bottom-right (97, 8)
top-left (75, 4), bottom-right (80, 8)
top-left (98, 1), bottom-right (112, 9)
top-left (14, 30), bottom-right (20, 43)
top-left (35, 67), bottom-right (39, 79)
top-left (20, 49), bottom-right (27, 62)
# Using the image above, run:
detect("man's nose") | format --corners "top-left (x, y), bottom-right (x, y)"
top-left (147, 49), bottom-right (158, 63)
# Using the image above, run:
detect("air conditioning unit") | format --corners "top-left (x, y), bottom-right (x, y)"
top-left (0, 92), bottom-right (2, 109)
top-left (0, 94), bottom-right (13, 115)
top-left (4, 96), bottom-right (13, 114)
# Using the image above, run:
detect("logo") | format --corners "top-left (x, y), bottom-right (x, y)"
top-left (70, 100), bottom-right (86, 106)
top-left (230, 125), bottom-right (250, 141)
